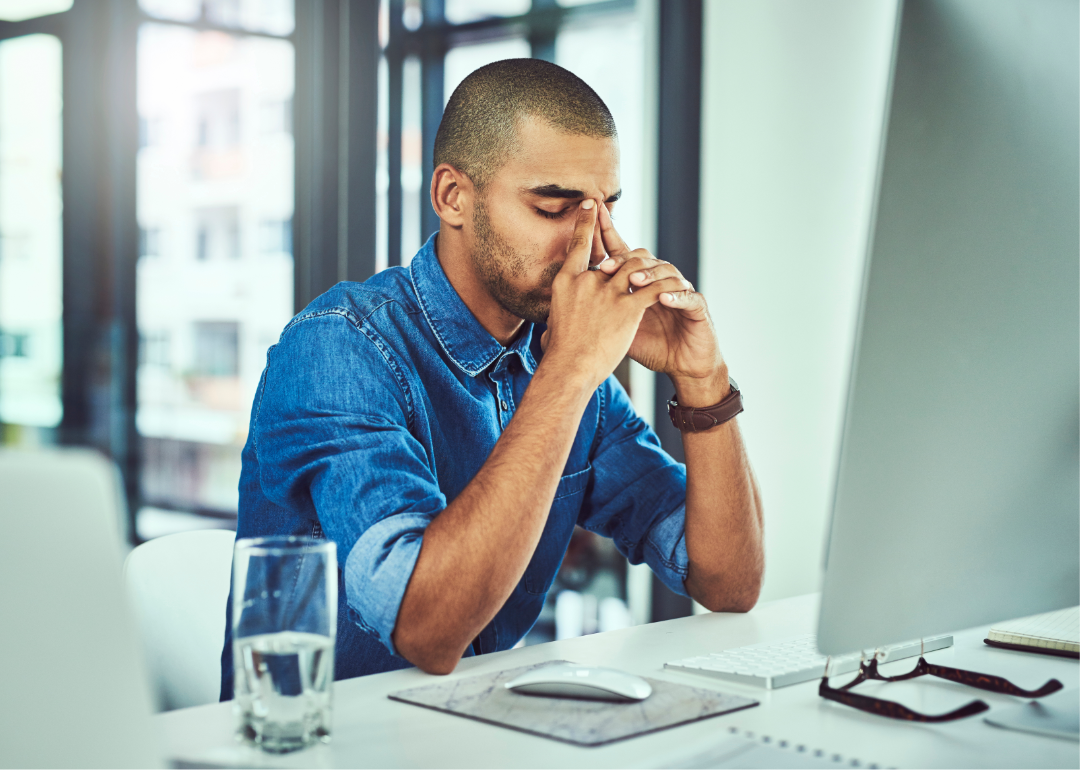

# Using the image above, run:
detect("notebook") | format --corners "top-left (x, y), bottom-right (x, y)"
top-left (985, 607), bottom-right (1079, 658)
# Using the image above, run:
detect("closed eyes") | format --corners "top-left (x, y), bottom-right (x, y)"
top-left (534, 205), bottom-right (615, 221)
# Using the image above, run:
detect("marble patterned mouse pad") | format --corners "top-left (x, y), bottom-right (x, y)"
top-left (387, 660), bottom-right (759, 747)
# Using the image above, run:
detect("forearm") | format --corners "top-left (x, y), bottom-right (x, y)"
top-left (392, 362), bottom-right (594, 673)
top-left (676, 373), bottom-right (764, 613)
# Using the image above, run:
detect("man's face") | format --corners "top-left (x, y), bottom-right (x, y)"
top-left (466, 117), bottom-right (621, 324)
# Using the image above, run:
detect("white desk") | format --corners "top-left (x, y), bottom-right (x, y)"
top-left (159, 594), bottom-right (1079, 768)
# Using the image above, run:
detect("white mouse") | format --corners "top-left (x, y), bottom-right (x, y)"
top-left (504, 662), bottom-right (652, 702)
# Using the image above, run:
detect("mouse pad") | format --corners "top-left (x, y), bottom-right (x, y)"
top-left (387, 659), bottom-right (759, 747)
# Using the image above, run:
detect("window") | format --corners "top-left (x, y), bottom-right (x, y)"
top-left (0, 331), bottom-right (30, 358)
top-left (139, 115), bottom-right (163, 149)
top-left (193, 321), bottom-right (239, 377)
top-left (444, 0), bottom-right (529, 25)
top-left (136, 1), bottom-right (295, 518)
top-left (139, 227), bottom-right (162, 259)
top-left (194, 207), bottom-right (241, 261)
top-left (259, 218), bottom-right (291, 255)
top-left (140, 0), bottom-right (293, 35)
top-left (0, 0), bottom-right (72, 22)
top-left (195, 89), bottom-right (240, 148)
top-left (0, 33), bottom-right (63, 431)
top-left (139, 331), bottom-right (171, 368)
top-left (260, 96), bottom-right (291, 135)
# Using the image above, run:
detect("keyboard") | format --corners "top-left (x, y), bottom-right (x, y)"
top-left (665, 634), bottom-right (953, 689)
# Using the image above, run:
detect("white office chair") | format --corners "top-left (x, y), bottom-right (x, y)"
top-left (123, 528), bottom-right (236, 711)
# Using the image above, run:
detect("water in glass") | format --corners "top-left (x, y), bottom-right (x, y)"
top-left (235, 630), bottom-right (334, 752)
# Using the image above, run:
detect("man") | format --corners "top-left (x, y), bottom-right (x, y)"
top-left (221, 59), bottom-right (762, 695)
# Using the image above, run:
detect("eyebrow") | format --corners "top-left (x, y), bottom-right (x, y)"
top-left (525, 184), bottom-right (622, 203)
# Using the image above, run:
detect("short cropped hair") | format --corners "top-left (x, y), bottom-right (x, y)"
top-left (434, 58), bottom-right (617, 189)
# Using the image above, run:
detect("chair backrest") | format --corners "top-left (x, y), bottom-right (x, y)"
top-left (123, 529), bottom-right (236, 711)
top-left (0, 448), bottom-right (163, 768)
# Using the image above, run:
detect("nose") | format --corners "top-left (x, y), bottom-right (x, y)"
top-left (589, 209), bottom-right (606, 266)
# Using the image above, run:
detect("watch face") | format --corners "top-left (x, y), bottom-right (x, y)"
top-left (729, 377), bottom-right (739, 393)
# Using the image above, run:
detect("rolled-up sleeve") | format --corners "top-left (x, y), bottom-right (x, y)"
top-left (577, 377), bottom-right (690, 597)
top-left (254, 311), bottom-right (444, 656)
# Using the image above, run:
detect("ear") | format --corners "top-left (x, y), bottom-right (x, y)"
top-left (430, 163), bottom-right (472, 229)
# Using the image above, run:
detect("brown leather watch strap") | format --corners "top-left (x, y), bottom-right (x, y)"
top-left (667, 380), bottom-right (743, 432)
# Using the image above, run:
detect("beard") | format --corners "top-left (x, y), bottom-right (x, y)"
top-left (471, 196), bottom-right (561, 324)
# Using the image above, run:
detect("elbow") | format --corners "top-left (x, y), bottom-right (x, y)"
top-left (721, 589), bottom-right (760, 614)
top-left (729, 569), bottom-right (764, 613)
top-left (412, 653), bottom-right (460, 676)
top-left (698, 588), bottom-right (760, 614)
top-left (392, 627), bottom-right (466, 676)
top-left (729, 571), bottom-right (764, 613)
top-left (692, 565), bottom-right (764, 614)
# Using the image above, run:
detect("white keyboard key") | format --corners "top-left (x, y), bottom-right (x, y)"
top-left (665, 634), bottom-right (953, 689)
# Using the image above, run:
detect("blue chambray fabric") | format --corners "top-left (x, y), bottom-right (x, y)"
top-left (220, 234), bottom-right (689, 699)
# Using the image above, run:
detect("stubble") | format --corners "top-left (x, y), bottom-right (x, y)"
top-left (471, 196), bottom-right (561, 324)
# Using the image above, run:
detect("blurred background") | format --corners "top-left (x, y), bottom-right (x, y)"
top-left (0, 0), bottom-right (897, 644)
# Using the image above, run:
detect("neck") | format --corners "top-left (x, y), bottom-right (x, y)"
top-left (434, 229), bottom-right (526, 347)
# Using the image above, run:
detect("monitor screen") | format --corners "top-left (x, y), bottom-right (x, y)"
top-left (817, 0), bottom-right (1079, 655)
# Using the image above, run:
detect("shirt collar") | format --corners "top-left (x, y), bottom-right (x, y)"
top-left (410, 233), bottom-right (537, 378)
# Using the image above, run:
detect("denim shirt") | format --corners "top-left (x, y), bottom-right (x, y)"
top-left (220, 234), bottom-right (689, 699)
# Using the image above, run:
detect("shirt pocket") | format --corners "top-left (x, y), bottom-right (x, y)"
top-left (523, 465), bottom-right (591, 595)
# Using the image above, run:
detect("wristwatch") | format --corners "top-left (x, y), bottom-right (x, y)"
top-left (667, 378), bottom-right (743, 433)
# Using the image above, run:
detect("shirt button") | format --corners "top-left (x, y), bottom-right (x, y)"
top-left (500, 399), bottom-right (509, 411)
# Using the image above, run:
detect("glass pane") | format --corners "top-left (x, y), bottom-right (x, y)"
top-left (376, 53), bottom-right (389, 272)
top-left (556, 15), bottom-right (647, 253)
top-left (443, 36), bottom-right (531, 105)
top-left (0, 0), bottom-right (71, 21)
top-left (139, 0), bottom-right (295, 36)
top-left (138, 0), bottom-right (200, 22)
top-left (0, 34), bottom-right (63, 431)
top-left (379, 0), bottom-right (389, 49)
top-left (136, 23), bottom-right (294, 516)
top-left (445, 0), bottom-right (529, 25)
top-left (400, 56), bottom-right (422, 266)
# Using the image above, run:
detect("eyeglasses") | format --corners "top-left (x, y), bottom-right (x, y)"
top-left (819, 645), bottom-right (1064, 723)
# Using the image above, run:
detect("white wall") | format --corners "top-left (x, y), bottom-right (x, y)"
top-left (699, 0), bottom-right (898, 602)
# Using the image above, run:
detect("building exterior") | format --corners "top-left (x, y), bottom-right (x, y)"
top-left (136, 23), bottom-right (294, 514)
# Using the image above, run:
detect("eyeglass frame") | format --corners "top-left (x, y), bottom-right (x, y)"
top-left (818, 642), bottom-right (1064, 723)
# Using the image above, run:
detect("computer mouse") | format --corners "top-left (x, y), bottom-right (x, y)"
top-left (504, 662), bottom-right (652, 702)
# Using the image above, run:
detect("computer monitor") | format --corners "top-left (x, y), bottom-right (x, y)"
top-left (816, 0), bottom-right (1079, 655)
top-left (0, 449), bottom-right (163, 767)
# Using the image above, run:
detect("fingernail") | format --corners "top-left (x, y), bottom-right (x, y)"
top-left (581, 199), bottom-right (595, 210)
top-left (662, 293), bottom-right (674, 302)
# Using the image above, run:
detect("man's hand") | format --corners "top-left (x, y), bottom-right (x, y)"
top-left (592, 204), bottom-right (728, 404)
top-left (540, 199), bottom-right (690, 392)
top-left (577, 204), bottom-right (762, 613)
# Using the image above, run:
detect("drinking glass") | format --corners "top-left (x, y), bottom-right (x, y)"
top-left (232, 536), bottom-right (337, 753)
